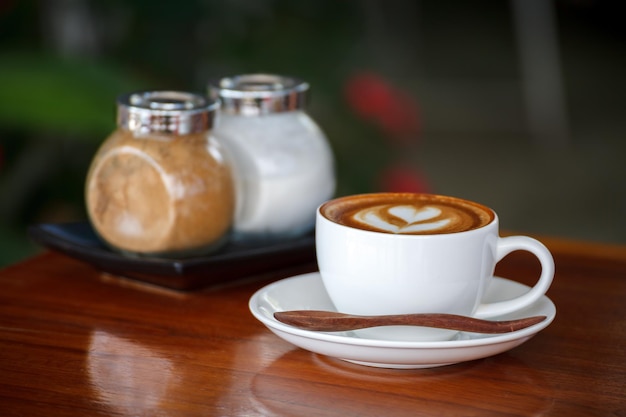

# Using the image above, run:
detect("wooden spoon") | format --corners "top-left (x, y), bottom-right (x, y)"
top-left (274, 310), bottom-right (547, 333)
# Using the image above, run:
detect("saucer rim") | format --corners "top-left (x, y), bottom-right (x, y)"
top-left (249, 272), bottom-right (556, 349)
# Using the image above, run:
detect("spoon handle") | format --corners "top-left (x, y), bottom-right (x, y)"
top-left (274, 310), bottom-right (547, 333)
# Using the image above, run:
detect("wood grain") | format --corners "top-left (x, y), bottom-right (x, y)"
top-left (0, 235), bottom-right (624, 416)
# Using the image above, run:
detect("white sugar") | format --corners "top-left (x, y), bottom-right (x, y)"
top-left (213, 112), bottom-right (335, 240)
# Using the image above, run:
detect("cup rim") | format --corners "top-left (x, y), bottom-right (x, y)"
top-left (317, 192), bottom-right (498, 238)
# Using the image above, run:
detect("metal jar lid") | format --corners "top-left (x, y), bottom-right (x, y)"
top-left (208, 74), bottom-right (309, 116)
top-left (117, 91), bottom-right (219, 135)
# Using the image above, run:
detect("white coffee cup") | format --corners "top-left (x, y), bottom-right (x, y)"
top-left (315, 193), bottom-right (554, 341)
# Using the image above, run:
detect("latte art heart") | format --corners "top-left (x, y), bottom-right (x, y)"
top-left (321, 193), bottom-right (494, 235)
top-left (355, 205), bottom-right (451, 233)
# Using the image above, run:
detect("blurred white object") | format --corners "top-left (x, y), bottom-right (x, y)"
top-left (209, 74), bottom-right (336, 241)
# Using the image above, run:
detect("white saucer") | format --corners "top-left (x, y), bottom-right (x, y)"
top-left (249, 272), bottom-right (556, 369)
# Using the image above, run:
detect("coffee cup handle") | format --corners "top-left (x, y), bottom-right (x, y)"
top-left (474, 236), bottom-right (554, 318)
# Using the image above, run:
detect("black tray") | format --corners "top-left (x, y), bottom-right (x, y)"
top-left (28, 222), bottom-right (316, 291)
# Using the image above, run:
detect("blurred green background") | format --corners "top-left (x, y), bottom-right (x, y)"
top-left (1, 0), bottom-right (625, 267)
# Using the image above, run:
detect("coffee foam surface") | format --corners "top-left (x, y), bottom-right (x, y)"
top-left (322, 194), bottom-right (493, 235)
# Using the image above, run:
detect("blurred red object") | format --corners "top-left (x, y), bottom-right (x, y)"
top-left (377, 165), bottom-right (430, 194)
top-left (344, 72), bottom-right (420, 141)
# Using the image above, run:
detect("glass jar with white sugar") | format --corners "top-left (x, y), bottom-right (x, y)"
top-left (209, 74), bottom-right (335, 241)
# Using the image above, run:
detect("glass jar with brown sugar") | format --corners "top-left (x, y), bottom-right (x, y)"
top-left (85, 91), bottom-right (235, 257)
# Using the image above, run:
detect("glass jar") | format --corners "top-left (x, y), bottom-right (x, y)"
top-left (85, 91), bottom-right (235, 257)
top-left (208, 74), bottom-right (335, 241)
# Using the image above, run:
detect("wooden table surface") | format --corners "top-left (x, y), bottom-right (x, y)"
top-left (0, 236), bottom-right (624, 416)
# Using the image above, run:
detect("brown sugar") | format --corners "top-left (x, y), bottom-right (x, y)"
top-left (85, 129), bottom-right (234, 256)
